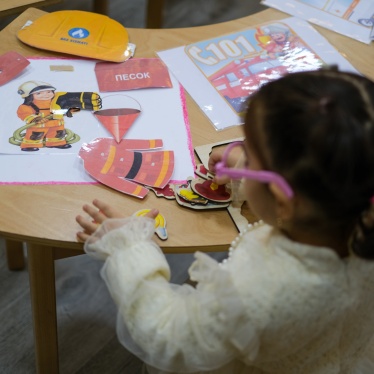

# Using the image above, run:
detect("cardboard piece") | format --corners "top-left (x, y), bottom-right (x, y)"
top-left (194, 138), bottom-right (244, 169)
top-left (17, 11), bottom-right (134, 62)
top-left (194, 163), bottom-right (214, 180)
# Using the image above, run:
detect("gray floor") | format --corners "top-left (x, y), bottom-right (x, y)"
top-left (0, 1), bottom-right (267, 373)
top-left (0, 0), bottom-right (267, 30)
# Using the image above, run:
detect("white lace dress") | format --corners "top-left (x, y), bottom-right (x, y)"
top-left (84, 217), bottom-right (374, 374)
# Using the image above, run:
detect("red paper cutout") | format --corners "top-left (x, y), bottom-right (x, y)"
top-left (149, 184), bottom-right (176, 199)
top-left (95, 58), bottom-right (173, 92)
top-left (94, 108), bottom-right (141, 143)
top-left (79, 137), bottom-right (174, 198)
top-left (0, 51), bottom-right (30, 86)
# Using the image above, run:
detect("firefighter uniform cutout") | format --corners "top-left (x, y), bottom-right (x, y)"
top-left (14, 80), bottom-right (101, 151)
top-left (79, 137), bottom-right (175, 199)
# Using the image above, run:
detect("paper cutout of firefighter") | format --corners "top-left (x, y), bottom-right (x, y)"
top-left (10, 80), bottom-right (102, 151)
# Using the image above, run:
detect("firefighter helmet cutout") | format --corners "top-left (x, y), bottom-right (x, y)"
top-left (17, 10), bottom-right (134, 62)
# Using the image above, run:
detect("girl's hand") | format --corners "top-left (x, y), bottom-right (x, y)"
top-left (208, 146), bottom-right (230, 185)
top-left (76, 199), bottom-right (159, 243)
top-left (208, 143), bottom-right (246, 185)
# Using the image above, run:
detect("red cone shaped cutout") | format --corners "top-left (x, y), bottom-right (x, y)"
top-left (94, 108), bottom-right (141, 143)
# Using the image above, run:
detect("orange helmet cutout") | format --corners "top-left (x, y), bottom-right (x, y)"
top-left (17, 11), bottom-right (134, 62)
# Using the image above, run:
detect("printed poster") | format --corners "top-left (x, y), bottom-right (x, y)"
top-left (262, 0), bottom-right (374, 44)
top-left (157, 17), bottom-right (359, 130)
top-left (0, 58), bottom-right (194, 185)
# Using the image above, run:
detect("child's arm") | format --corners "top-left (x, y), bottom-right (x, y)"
top-left (76, 200), bottom-right (252, 371)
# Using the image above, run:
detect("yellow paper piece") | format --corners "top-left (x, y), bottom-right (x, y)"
top-left (17, 11), bottom-right (134, 62)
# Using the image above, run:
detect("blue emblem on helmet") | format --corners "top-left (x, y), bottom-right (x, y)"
top-left (68, 28), bottom-right (90, 39)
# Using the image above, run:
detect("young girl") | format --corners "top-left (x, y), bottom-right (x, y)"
top-left (76, 69), bottom-right (374, 374)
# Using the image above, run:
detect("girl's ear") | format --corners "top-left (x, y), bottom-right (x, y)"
top-left (269, 182), bottom-right (295, 221)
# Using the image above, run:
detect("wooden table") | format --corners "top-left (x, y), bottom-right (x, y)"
top-left (1, 7), bottom-right (373, 374)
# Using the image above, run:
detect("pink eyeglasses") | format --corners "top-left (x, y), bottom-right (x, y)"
top-left (214, 141), bottom-right (294, 199)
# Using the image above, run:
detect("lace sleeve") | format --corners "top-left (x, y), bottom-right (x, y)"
top-left (84, 217), bottom-right (259, 372)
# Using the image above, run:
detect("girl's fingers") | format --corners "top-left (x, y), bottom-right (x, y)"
top-left (92, 199), bottom-right (124, 219)
top-left (146, 208), bottom-right (159, 219)
top-left (82, 203), bottom-right (108, 224)
top-left (76, 200), bottom-right (159, 244)
top-left (213, 175), bottom-right (231, 185)
top-left (76, 214), bottom-right (99, 235)
top-left (76, 231), bottom-right (90, 243)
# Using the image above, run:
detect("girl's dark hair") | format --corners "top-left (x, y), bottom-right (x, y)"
top-left (245, 69), bottom-right (374, 259)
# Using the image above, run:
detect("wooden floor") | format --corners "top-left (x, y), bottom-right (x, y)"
top-left (0, 1), bottom-right (267, 373)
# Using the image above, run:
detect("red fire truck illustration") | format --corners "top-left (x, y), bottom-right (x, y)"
top-left (208, 56), bottom-right (288, 114)
top-left (207, 24), bottom-right (322, 114)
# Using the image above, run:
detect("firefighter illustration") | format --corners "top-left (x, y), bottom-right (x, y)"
top-left (13, 80), bottom-right (101, 151)
top-left (260, 24), bottom-right (303, 59)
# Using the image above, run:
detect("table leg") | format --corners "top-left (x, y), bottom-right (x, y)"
top-left (93, 0), bottom-right (108, 14)
top-left (146, 0), bottom-right (165, 28)
top-left (5, 239), bottom-right (25, 270)
top-left (27, 243), bottom-right (59, 374)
